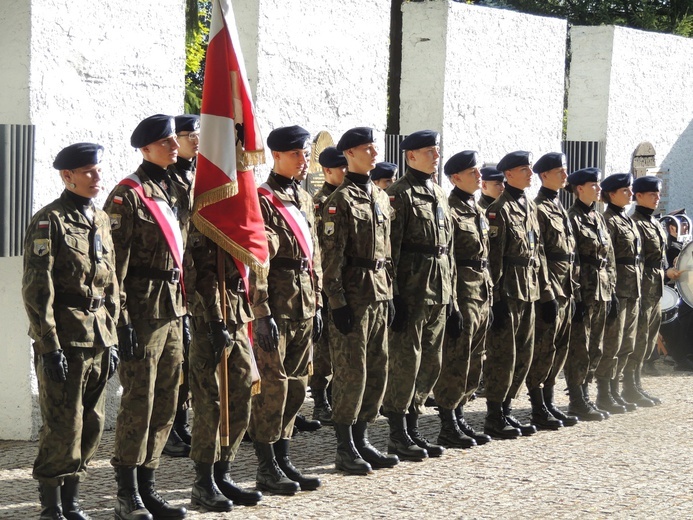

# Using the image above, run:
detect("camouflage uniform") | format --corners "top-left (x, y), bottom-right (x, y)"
top-left (599, 204), bottom-right (642, 380)
top-left (383, 167), bottom-right (454, 415)
top-left (23, 191), bottom-right (119, 485)
top-left (249, 173), bottom-right (322, 443)
top-left (565, 199), bottom-right (615, 386)
top-left (320, 177), bottom-right (393, 424)
top-left (433, 187), bottom-right (492, 410)
top-left (104, 164), bottom-right (190, 469)
top-left (478, 194), bottom-right (496, 212)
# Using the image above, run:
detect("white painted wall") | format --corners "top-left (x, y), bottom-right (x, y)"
top-left (0, 4), bottom-right (31, 123)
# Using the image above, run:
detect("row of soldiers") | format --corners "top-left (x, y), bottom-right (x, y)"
top-left (22, 114), bottom-right (673, 520)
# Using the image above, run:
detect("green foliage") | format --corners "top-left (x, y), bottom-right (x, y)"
top-left (184, 1), bottom-right (212, 114)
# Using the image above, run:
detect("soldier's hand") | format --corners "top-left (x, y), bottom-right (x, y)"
top-left (391, 296), bottom-right (408, 332)
top-left (42, 350), bottom-right (68, 383)
top-left (540, 299), bottom-right (559, 324)
top-left (607, 293), bottom-right (620, 322)
top-left (256, 316), bottom-right (279, 352)
top-left (117, 324), bottom-right (138, 361)
top-left (182, 314), bottom-right (192, 354)
top-left (207, 320), bottom-right (232, 364)
top-left (108, 346), bottom-right (120, 380)
top-left (332, 305), bottom-right (354, 335)
top-left (387, 299), bottom-right (396, 328)
top-left (491, 300), bottom-right (509, 331)
top-left (446, 309), bottom-right (464, 339)
top-left (572, 301), bottom-right (586, 323)
top-left (446, 300), bottom-right (454, 319)
top-left (313, 311), bottom-right (323, 341)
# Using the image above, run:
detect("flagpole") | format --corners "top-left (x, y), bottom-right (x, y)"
top-left (217, 245), bottom-right (230, 447)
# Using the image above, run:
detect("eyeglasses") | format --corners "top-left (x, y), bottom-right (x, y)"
top-left (177, 132), bottom-right (200, 142)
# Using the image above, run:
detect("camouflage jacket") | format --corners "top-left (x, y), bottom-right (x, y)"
top-left (313, 182), bottom-right (338, 238)
top-left (22, 191), bottom-right (119, 354)
top-left (448, 188), bottom-right (492, 303)
top-left (103, 164), bottom-right (190, 326)
top-left (631, 206), bottom-right (667, 300)
top-left (478, 194), bottom-right (496, 211)
top-left (386, 168), bottom-right (454, 305)
top-left (320, 176), bottom-right (393, 308)
top-left (603, 204), bottom-right (642, 299)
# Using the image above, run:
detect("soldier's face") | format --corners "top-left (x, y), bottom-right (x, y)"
top-left (142, 135), bottom-right (180, 168)
top-left (176, 130), bottom-right (199, 160)
top-left (610, 186), bottom-right (633, 208)
top-left (373, 177), bottom-right (394, 190)
top-left (274, 148), bottom-right (311, 178)
top-left (635, 191), bottom-right (660, 210)
top-left (324, 165), bottom-right (347, 186)
top-left (345, 143), bottom-right (378, 174)
top-left (453, 167), bottom-right (481, 194)
top-left (482, 180), bottom-right (504, 199)
top-left (505, 165), bottom-right (533, 189)
top-left (577, 181), bottom-right (600, 204)
top-left (541, 167), bottom-right (568, 191)
top-left (62, 164), bottom-right (103, 199)
top-left (407, 146), bottom-right (440, 174)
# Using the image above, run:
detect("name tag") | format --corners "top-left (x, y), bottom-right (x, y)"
top-left (437, 206), bottom-right (445, 229)
top-left (94, 233), bottom-right (103, 262)
top-left (375, 203), bottom-right (384, 225)
top-left (528, 230), bottom-right (536, 252)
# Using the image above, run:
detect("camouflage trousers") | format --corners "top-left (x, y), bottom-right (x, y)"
top-left (111, 317), bottom-right (184, 469)
top-left (564, 300), bottom-right (608, 386)
top-left (309, 306), bottom-right (332, 392)
top-left (626, 297), bottom-right (661, 372)
top-left (189, 316), bottom-right (252, 464)
top-left (33, 346), bottom-right (109, 486)
top-left (329, 300), bottom-right (388, 425)
top-left (248, 317), bottom-right (312, 443)
top-left (527, 296), bottom-right (571, 390)
top-left (433, 298), bottom-right (490, 410)
top-left (598, 296), bottom-right (639, 380)
top-left (382, 302), bottom-right (446, 416)
top-left (484, 298), bottom-right (534, 403)
top-left (176, 317), bottom-right (191, 410)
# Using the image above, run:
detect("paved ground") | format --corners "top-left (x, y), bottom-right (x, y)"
top-left (2, 361), bottom-right (692, 519)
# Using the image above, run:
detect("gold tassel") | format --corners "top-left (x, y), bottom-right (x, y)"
top-left (308, 361), bottom-right (313, 377)
top-left (251, 380), bottom-right (261, 396)
top-left (238, 150), bottom-right (266, 171)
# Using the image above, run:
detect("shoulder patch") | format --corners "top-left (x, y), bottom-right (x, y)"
top-left (324, 222), bottom-right (335, 236)
top-left (109, 214), bottom-right (122, 230)
top-left (328, 206), bottom-right (337, 215)
top-left (37, 220), bottom-right (49, 230)
top-left (389, 195), bottom-right (395, 202)
top-left (33, 238), bottom-right (50, 257)
top-left (489, 226), bottom-right (499, 238)
top-left (113, 195), bottom-right (124, 205)
top-left (314, 203), bottom-right (320, 210)
top-left (488, 212), bottom-right (496, 219)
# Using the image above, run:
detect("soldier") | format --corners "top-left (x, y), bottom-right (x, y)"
top-left (371, 161), bottom-right (398, 190)
top-left (309, 146), bottom-right (347, 425)
top-left (564, 168), bottom-right (614, 421)
top-left (526, 153), bottom-right (579, 430)
top-left (104, 114), bottom-right (189, 520)
top-left (626, 176), bottom-right (681, 404)
top-left (250, 125), bottom-right (322, 495)
top-left (433, 151), bottom-right (493, 448)
top-left (484, 151), bottom-right (557, 439)
top-left (23, 143), bottom-right (119, 520)
top-left (320, 127), bottom-right (399, 475)
top-left (478, 166), bottom-right (505, 211)
top-left (382, 129), bottom-right (454, 460)
top-left (597, 173), bottom-right (641, 415)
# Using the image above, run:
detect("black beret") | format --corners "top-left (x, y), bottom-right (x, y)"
top-left (318, 146), bottom-right (347, 168)
top-left (131, 114), bottom-right (176, 148)
top-left (480, 166), bottom-right (504, 182)
top-left (567, 167), bottom-right (601, 186)
top-left (53, 142), bottom-right (104, 170)
top-left (175, 114), bottom-right (200, 133)
top-left (400, 130), bottom-right (440, 151)
top-left (600, 173), bottom-right (632, 192)
top-left (336, 127), bottom-right (374, 152)
top-left (267, 125), bottom-right (311, 152)
top-left (444, 150), bottom-right (480, 176)
top-left (496, 151), bottom-right (533, 172)
top-left (533, 152), bottom-right (566, 174)
top-left (632, 175), bottom-right (662, 193)
top-left (371, 162), bottom-right (398, 181)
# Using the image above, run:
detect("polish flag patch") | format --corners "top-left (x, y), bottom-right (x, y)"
top-left (113, 196), bottom-right (124, 205)
top-left (38, 220), bottom-right (49, 229)
top-left (328, 206), bottom-right (337, 215)
top-left (488, 212), bottom-right (496, 219)
top-left (314, 203), bottom-right (320, 210)
top-left (389, 196), bottom-right (395, 202)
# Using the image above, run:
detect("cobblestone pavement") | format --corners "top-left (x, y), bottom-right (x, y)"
top-left (2, 361), bottom-right (692, 519)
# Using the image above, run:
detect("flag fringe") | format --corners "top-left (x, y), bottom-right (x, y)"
top-left (239, 150), bottom-right (266, 170)
top-left (251, 380), bottom-right (261, 397)
top-left (193, 182), bottom-right (239, 213)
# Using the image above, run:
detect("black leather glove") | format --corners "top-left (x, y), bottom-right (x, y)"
top-left (42, 350), bottom-right (68, 383)
top-left (332, 305), bottom-right (354, 335)
top-left (446, 300), bottom-right (454, 319)
top-left (117, 324), bottom-right (138, 361)
top-left (208, 320), bottom-right (232, 364)
top-left (540, 299), bottom-right (559, 324)
top-left (572, 301), bottom-right (585, 323)
top-left (387, 299), bottom-right (396, 328)
top-left (313, 312), bottom-right (323, 341)
top-left (607, 293), bottom-right (620, 322)
top-left (182, 315), bottom-right (192, 354)
top-left (256, 316), bottom-right (279, 352)
top-left (108, 347), bottom-right (119, 380)
top-left (446, 309), bottom-right (464, 339)
top-left (491, 299), bottom-right (509, 331)
top-left (391, 295), bottom-right (408, 333)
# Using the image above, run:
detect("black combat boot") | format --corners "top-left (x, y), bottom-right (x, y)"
top-left (406, 413), bottom-right (445, 457)
top-left (114, 467), bottom-right (152, 520)
top-left (455, 405), bottom-right (491, 445)
top-left (162, 428), bottom-right (191, 458)
top-left (312, 388), bottom-right (334, 425)
top-left (437, 408), bottom-right (476, 448)
top-left (253, 441), bottom-right (299, 495)
top-left (294, 414), bottom-right (322, 432)
top-left (273, 438), bottom-right (321, 491)
top-left (595, 378), bottom-right (627, 414)
top-left (61, 477), bottom-right (90, 520)
top-left (173, 409), bottom-right (192, 445)
top-left (543, 385), bottom-right (578, 426)
top-left (626, 369), bottom-right (659, 406)
top-left (137, 467), bottom-right (187, 519)
top-left (502, 399), bottom-right (537, 436)
top-left (352, 421), bottom-right (399, 468)
top-left (610, 378), bottom-right (638, 411)
top-left (386, 412), bottom-right (428, 461)
top-left (567, 385), bottom-right (604, 421)
top-left (213, 461), bottom-right (262, 506)
top-left (528, 387), bottom-right (563, 431)
top-left (582, 382), bottom-right (610, 418)
top-left (39, 482), bottom-right (65, 520)
top-left (190, 463), bottom-right (232, 512)
top-left (483, 401), bottom-right (521, 439)
top-left (333, 423), bottom-right (373, 475)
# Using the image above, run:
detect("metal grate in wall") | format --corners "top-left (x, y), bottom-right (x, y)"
top-left (0, 125), bottom-right (35, 257)
top-left (560, 140), bottom-right (605, 209)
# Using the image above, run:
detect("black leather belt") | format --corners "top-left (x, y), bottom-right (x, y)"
top-left (504, 256), bottom-right (534, 267)
top-left (401, 243), bottom-right (449, 256)
top-left (270, 257), bottom-right (310, 272)
top-left (346, 257), bottom-right (387, 270)
top-left (579, 255), bottom-right (608, 269)
top-left (457, 258), bottom-right (488, 270)
top-left (644, 260), bottom-right (663, 269)
top-left (546, 252), bottom-right (575, 263)
top-left (129, 266), bottom-right (181, 283)
top-left (615, 256), bottom-right (641, 266)
top-left (55, 293), bottom-right (105, 311)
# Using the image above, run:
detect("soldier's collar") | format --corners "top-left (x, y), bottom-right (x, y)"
top-left (539, 186), bottom-right (558, 200)
top-left (504, 183), bottom-right (525, 201)
top-left (607, 202), bottom-right (625, 214)
top-left (270, 171), bottom-right (294, 190)
top-left (452, 186), bottom-right (474, 203)
top-left (346, 171), bottom-right (370, 186)
top-left (634, 205), bottom-right (654, 217)
top-left (407, 166), bottom-right (436, 185)
top-left (575, 198), bottom-right (593, 213)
